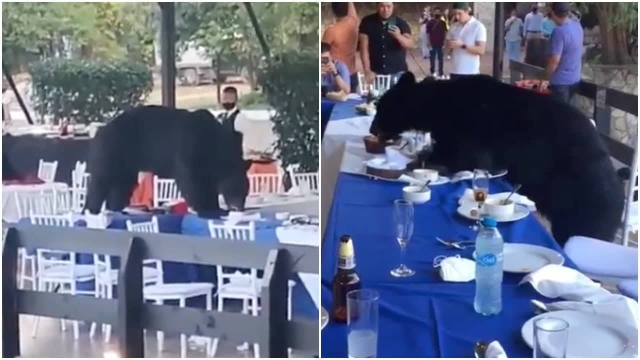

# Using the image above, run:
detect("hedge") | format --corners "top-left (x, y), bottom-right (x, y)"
top-left (30, 59), bottom-right (153, 124)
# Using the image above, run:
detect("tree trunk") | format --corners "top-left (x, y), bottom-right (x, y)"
top-left (215, 52), bottom-right (222, 105)
top-left (595, 3), bottom-right (634, 65)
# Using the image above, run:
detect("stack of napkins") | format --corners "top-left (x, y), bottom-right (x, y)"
top-left (521, 264), bottom-right (638, 328)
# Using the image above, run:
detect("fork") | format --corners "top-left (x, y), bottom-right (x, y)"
top-left (436, 237), bottom-right (476, 250)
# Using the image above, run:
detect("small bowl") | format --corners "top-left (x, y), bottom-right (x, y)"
top-left (412, 169), bottom-right (439, 182)
top-left (403, 186), bottom-right (431, 204)
top-left (363, 135), bottom-right (386, 154)
top-left (484, 198), bottom-right (515, 217)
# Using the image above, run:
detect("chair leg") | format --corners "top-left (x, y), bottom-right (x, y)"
top-left (210, 295), bottom-right (223, 357)
top-left (89, 284), bottom-right (101, 339)
top-left (30, 257), bottom-right (37, 290)
top-left (18, 251), bottom-right (26, 290)
top-left (31, 280), bottom-right (44, 338)
top-left (180, 297), bottom-right (187, 358)
top-left (105, 284), bottom-right (114, 343)
top-left (251, 297), bottom-right (259, 358)
top-left (156, 299), bottom-right (164, 353)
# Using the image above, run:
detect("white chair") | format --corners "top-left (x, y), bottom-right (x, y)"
top-left (207, 221), bottom-right (294, 358)
top-left (37, 159), bottom-right (58, 183)
top-left (287, 165), bottom-right (319, 195)
top-left (127, 217), bottom-right (213, 357)
top-left (30, 212), bottom-right (95, 341)
top-left (357, 72), bottom-right (392, 94)
top-left (248, 173), bottom-right (283, 196)
top-left (153, 176), bottom-right (181, 208)
top-left (621, 144), bottom-right (638, 247)
top-left (125, 217), bottom-right (164, 284)
top-left (71, 163), bottom-right (90, 213)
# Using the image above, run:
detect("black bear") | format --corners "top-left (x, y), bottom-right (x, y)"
top-left (85, 105), bottom-right (250, 218)
top-left (370, 72), bottom-right (625, 246)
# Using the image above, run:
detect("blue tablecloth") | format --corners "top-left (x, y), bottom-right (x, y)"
top-left (321, 173), bottom-right (576, 357)
top-left (321, 100), bottom-right (336, 139)
top-left (20, 213), bottom-right (317, 320)
top-left (326, 98), bottom-right (364, 121)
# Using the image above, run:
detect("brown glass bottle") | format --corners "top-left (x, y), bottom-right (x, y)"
top-left (331, 235), bottom-right (362, 323)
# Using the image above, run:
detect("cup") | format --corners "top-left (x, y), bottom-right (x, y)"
top-left (483, 197), bottom-right (515, 218)
top-left (412, 169), bottom-right (439, 182)
top-left (533, 317), bottom-right (569, 358)
top-left (347, 289), bottom-right (380, 358)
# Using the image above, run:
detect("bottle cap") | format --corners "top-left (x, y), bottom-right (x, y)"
top-left (481, 216), bottom-right (497, 228)
top-left (338, 236), bottom-right (354, 257)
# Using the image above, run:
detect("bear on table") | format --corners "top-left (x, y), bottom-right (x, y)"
top-left (85, 105), bottom-right (250, 218)
top-left (370, 72), bottom-right (625, 246)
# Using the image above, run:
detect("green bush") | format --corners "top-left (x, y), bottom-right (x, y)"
top-left (238, 91), bottom-right (268, 109)
top-left (261, 52), bottom-right (318, 172)
top-left (30, 59), bottom-right (153, 124)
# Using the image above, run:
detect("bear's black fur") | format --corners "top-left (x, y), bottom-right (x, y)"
top-left (85, 105), bottom-right (250, 218)
top-left (370, 73), bottom-right (625, 246)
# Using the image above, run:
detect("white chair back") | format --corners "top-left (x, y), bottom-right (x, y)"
top-left (71, 165), bottom-right (90, 212)
top-left (16, 191), bottom-right (56, 219)
top-left (29, 213), bottom-right (81, 281)
top-left (37, 159), bottom-right (58, 183)
top-left (153, 176), bottom-right (181, 208)
top-left (622, 144), bottom-right (639, 246)
top-left (125, 216), bottom-right (163, 281)
top-left (248, 174), bottom-right (282, 195)
top-left (207, 221), bottom-right (256, 241)
top-left (287, 165), bottom-right (319, 195)
top-left (357, 73), bottom-right (392, 95)
top-left (85, 210), bottom-right (113, 281)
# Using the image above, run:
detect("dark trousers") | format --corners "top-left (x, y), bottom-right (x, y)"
top-left (449, 74), bottom-right (476, 80)
top-left (429, 46), bottom-right (444, 76)
top-left (549, 83), bottom-right (579, 104)
top-left (350, 73), bottom-right (359, 93)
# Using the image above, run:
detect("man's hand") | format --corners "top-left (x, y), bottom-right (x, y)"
top-left (448, 39), bottom-right (464, 48)
top-left (325, 61), bottom-right (337, 74)
top-left (388, 25), bottom-right (401, 38)
top-left (365, 70), bottom-right (376, 84)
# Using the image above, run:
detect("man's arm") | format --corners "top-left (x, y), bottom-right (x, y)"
top-left (393, 18), bottom-right (415, 49)
top-left (546, 29), bottom-right (562, 76)
top-left (321, 26), bottom-right (334, 45)
top-left (333, 63), bottom-right (351, 93)
top-left (523, 14), bottom-right (530, 36)
top-left (347, 2), bottom-right (357, 21)
top-left (359, 32), bottom-right (372, 74)
top-left (462, 24), bottom-right (486, 56)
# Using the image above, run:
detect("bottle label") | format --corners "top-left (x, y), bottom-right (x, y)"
top-left (338, 255), bottom-right (356, 270)
top-left (477, 253), bottom-right (500, 267)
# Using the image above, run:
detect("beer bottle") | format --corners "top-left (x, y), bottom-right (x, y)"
top-left (331, 235), bottom-right (362, 323)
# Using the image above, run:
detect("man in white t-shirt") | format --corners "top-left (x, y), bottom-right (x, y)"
top-left (446, 2), bottom-right (487, 78)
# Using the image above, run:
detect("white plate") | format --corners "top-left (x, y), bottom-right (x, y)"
top-left (321, 307), bottom-right (329, 330)
top-left (457, 203), bottom-right (530, 222)
top-left (473, 243), bottom-right (564, 273)
top-left (451, 169), bottom-right (509, 182)
top-left (521, 310), bottom-right (638, 358)
top-left (356, 161), bottom-right (450, 186)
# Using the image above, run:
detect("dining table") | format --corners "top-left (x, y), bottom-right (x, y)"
top-left (320, 97), bottom-right (578, 358)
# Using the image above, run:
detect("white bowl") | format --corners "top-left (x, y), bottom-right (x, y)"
top-left (275, 212), bottom-right (290, 221)
top-left (484, 198), bottom-right (515, 217)
top-left (402, 186), bottom-right (431, 204)
top-left (412, 169), bottom-right (439, 182)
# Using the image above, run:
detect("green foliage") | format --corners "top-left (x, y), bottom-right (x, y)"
top-left (30, 59), bottom-right (153, 124)
top-left (238, 91), bottom-right (268, 109)
top-left (261, 52), bottom-right (318, 172)
top-left (2, 2), bottom-right (156, 71)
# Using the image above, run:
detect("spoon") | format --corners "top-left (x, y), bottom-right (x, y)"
top-left (502, 184), bottom-right (522, 205)
top-left (436, 237), bottom-right (475, 250)
top-left (420, 180), bottom-right (432, 192)
top-left (531, 299), bottom-right (550, 314)
top-left (474, 341), bottom-right (489, 358)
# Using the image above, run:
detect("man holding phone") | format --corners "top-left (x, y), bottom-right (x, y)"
top-left (359, 2), bottom-right (414, 85)
top-left (446, 2), bottom-right (487, 79)
top-left (321, 42), bottom-right (351, 94)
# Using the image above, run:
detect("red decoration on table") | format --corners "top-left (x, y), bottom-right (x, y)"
top-left (515, 80), bottom-right (550, 95)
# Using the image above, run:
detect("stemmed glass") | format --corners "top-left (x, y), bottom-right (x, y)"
top-left (391, 199), bottom-right (415, 277)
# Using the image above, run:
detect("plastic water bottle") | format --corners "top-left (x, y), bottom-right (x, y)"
top-left (474, 216), bottom-right (504, 315)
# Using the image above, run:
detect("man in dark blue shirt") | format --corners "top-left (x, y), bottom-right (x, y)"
top-left (546, 2), bottom-right (583, 103)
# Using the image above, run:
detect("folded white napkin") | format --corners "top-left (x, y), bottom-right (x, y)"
top-left (434, 255), bottom-right (475, 282)
top-left (276, 225), bottom-right (319, 246)
top-left (459, 188), bottom-right (537, 211)
top-left (521, 264), bottom-right (639, 328)
top-left (224, 211), bottom-right (262, 225)
top-left (346, 93), bottom-right (362, 100)
top-left (486, 341), bottom-right (508, 358)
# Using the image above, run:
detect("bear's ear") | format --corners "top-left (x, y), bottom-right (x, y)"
top-left (396, 72), bottom-right (416, 87)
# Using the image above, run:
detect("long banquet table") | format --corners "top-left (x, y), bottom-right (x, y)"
top-left (320, 98), bottom-right (578, 358)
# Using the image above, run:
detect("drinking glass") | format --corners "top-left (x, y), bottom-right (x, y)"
top-left (347, 289), bottom-right (380, 358)
top-left (391, 199), bottom-right (415, 277)
top-left (533, 317), bottom-right (569, 358)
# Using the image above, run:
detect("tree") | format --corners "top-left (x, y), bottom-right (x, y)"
top-left (580, 3), bottom-right (637, 65)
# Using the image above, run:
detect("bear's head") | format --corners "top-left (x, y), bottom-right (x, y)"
top-left (218, 131), bottom-right (250, 212)
top-left (369, 72), bottom-right (432, 141)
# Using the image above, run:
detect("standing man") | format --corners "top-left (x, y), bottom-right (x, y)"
top-left (504, 9), bottom-right (523, 62)
top-left (541, 6), bottom-right (557, 39)
top-left (419, 6), bottom-right (431, 59)
top-left (218, 86), bottom-right (266, 158)
top-left (426, 7), bottom-right (447, 77)
top-left (446, 2), bottom-right (486, 79)
top-left (321, 42), bottom-right (351, 94)
top-left (546, 2), bottom-right (583, 103)
top-left (523, 4), bottom-right (543, 48)
top-left (359, 2), bottom-right (414, 85)
top-left (322, 3), bottom-right (359, 93)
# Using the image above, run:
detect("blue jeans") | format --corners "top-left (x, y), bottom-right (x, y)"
top-left (429, 46), bottom-right (444, 75)
top-left (549, 83), bottom-right (578, 104)
top-left (505, 40), bottom-right (521, 61)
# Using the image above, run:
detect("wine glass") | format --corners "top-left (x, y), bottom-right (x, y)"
top-left (472, 169), bottom-right (490, 228)
top-left (391, 199), bottom-right (415, 277)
